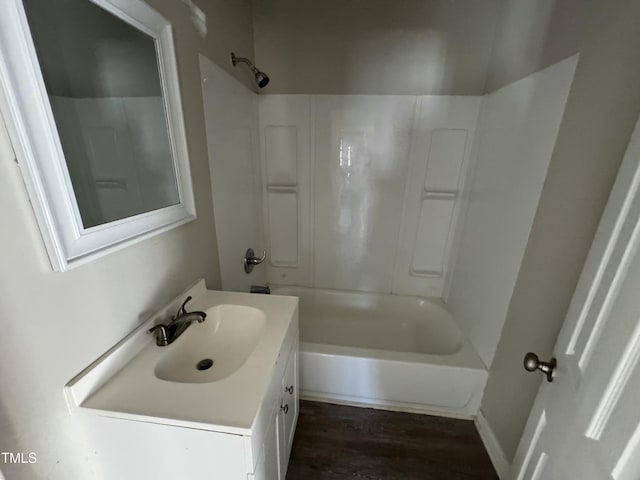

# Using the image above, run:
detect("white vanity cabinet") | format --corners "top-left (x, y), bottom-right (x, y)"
top-left (279, 347), bottom-right (298, 475)
top-left (249, 326), bottom-right (299, 480)
top-left (77, 327), bottom-right (299, 480)
top-left (65, 283), bottom-right (300, 480)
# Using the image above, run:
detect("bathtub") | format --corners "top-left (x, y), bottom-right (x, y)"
top-left (271, 286), bottom-right (487, 418)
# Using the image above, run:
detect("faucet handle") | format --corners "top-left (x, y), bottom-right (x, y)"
top-left (174, 296), bottom-right (193, 319)
top-left (147, 324), bottom-right (169, 346)
top-left (244, 248), bottom-right (267, 273)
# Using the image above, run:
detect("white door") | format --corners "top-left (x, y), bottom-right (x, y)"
top-left (511, 115), bottom-right (640, 479)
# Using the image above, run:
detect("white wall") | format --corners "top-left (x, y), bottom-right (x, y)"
top-left (0, 0), bottom-right (257, 477)
top-left (447, 55), bottom-right (577, 368)
top-left (258, 94), bottom-right (481, 296)
top-left (200, 56), bottom-right (267, 291)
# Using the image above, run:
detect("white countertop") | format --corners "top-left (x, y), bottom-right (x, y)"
top-left (65, 281), bottom-right (298, 436)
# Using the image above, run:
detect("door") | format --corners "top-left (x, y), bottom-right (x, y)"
top-left (511, 115), bottom-right (640, 479)
top-left (250, 408), bottom-right (280, 480)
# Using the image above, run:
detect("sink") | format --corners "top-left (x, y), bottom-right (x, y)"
top-left (65, 280), bottom-right (300, 439)
top-left (153, 304), bottom-right (267, 383)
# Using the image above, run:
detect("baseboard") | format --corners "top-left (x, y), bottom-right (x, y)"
top-left (300, 391), bottom-right (476, 420)
top-left (474, 410), bottom-right (510, 479)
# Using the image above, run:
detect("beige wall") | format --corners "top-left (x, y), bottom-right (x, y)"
top-left (0, 1), bottom-right (253, 478)
top-left (251, 0), bottom-right (502, 95)
top-left (481, 0), bottom-right (640, 462)
top-left (484, 0), bottom-right (586, 92)
top-left (197, 0), bottom-right (257, 92)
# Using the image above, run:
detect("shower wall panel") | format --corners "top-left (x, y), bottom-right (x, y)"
top-left (200, 57), bottom-right (266, 292)
top-left (313, 95), bottom-right (417, 293)
top-left (259, 94), bottom-right (481, 296)
top-left (258, 95), bottom-right (313, 286)
top-left (393, 97), bottom-right (482, 296)
top-left (448, 55), bottom-right (578, 367)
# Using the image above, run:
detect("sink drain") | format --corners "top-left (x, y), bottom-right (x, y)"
top-left (196, 358), bottom-right (214, 371)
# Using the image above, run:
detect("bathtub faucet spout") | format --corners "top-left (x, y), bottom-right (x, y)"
top-left (250, 285), bottom-right (271, 294)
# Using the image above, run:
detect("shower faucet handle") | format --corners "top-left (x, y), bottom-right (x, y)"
top-left (244, 248), bottom-right (266, 273)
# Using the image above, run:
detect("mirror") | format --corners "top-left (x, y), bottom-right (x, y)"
top-left (0, 0), bottom-right (195, 270)
top-left (24, 0), bottom-right (180, 228)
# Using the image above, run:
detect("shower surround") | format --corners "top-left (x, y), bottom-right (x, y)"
top-left (201, 55), bottom-right (578, 416)
top-left (258, 92), bottom-right (486, 417)
top-left (259, 94), bottom-right (482, 298)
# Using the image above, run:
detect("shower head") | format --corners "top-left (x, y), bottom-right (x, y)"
top-left (254, 70), bottom-right (270, 89)
top-left (230, 52), bottom-right (270, 88)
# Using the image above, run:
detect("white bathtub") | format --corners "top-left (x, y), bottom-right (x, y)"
top-left (271, 286), bottom-right (487, 418)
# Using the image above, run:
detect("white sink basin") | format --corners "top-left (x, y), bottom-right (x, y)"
top-left (66, 281), bottom-right (299, 435)
top-left (154, 304), bottom-right (267, 384)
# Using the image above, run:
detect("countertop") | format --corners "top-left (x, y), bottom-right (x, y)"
top-left (65, 282), bottom-right (298, 436)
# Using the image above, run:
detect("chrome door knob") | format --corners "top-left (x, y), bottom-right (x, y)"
top-left (524, 352), bottom-right (557, 383)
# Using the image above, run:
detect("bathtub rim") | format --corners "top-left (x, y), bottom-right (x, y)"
top-left (270, 284), bottom-right (453, 310)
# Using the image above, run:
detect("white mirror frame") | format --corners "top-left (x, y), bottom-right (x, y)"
top-left (0, 0), bottom-right (196, 271)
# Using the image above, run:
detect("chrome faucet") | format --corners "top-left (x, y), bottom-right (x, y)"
top-left (250, 284), bottom-right (271, 294)
top-left (147, 296), bottom-right (207, 346)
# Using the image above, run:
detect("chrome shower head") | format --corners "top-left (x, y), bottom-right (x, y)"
top-left (230, 52), bottom-right (270, 88)
top-left (254, 70), bottom-right (270, 88)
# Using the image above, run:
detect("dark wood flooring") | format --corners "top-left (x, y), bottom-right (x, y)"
top-left (286, 401), bottom-right (498, 480)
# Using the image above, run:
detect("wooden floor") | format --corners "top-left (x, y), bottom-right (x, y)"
top-left (286, 401), bottom-right (498, 480)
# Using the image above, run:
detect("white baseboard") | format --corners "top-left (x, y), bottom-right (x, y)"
top-left (474, 410), bottom-right (510, 479)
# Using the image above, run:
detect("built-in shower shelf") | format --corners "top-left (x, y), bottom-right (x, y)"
top-left (411, 269), bottom-right (443, 278)
top-left (422, 190), bottom-right (458, 200)
top-left (266, 185), bottom-right (297, 193)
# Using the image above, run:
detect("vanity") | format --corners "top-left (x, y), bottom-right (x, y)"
top-left (65, 280), bottom-right (299, 480)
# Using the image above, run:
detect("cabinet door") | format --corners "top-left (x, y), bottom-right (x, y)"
top-left (252, 407), bottom-right (280, 480)
top-left (278, 347), bottom-right (299, 476)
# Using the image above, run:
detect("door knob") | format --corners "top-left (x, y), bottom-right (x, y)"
top-left (523, 352), bottom-right (557, 383)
